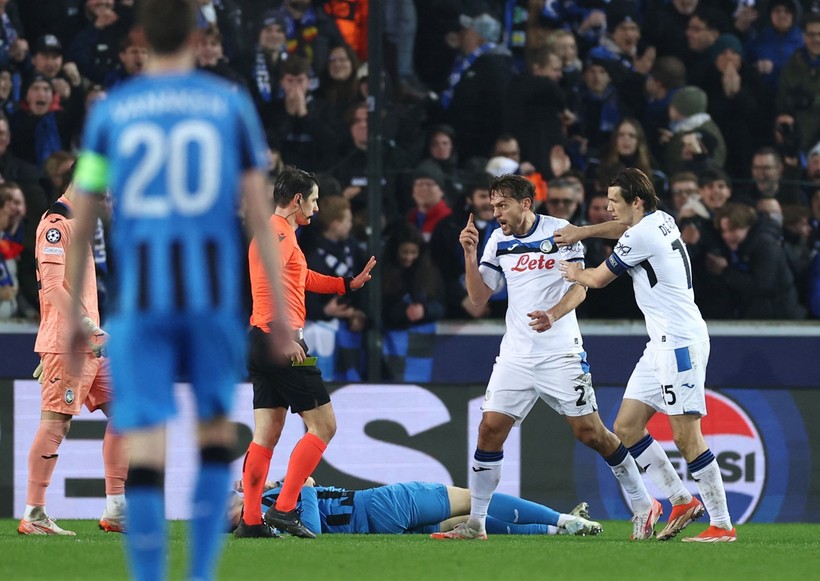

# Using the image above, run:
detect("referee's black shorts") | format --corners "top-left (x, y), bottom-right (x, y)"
top-left (247, 326), bottom-right (331, 413)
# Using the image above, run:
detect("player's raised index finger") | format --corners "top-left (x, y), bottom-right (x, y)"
top-left (466, 213), bottom-right (474, 226)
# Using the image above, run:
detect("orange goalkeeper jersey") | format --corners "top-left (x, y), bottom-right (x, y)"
top-left (249, 214), bottom-right (345, 332)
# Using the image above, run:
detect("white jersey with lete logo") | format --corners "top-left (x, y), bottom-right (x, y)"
top-left (479, 214), bottom-right (585, 357)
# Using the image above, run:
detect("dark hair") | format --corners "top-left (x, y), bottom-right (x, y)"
top-left (316, 195), bottom-right (350, 232)
top-left (489, 174), bottom-right (534, 202)
top-left (608, 168), bottom-right (659, 211)
top-left (526, 45), bottom-right (559, 69)
top-left (802, 12), bottom-right (820, 31)
top-left (138, 0), bottom-right (197, 55)
top-left (273, 166), bottom-right (319, 207)
top-left (692, 7), bottom-right (729, 33)
top-left (697, 167), bottom-right (730, 188)
top-left (714, 202), bottom-right (757, 230)
top-left (752, 146), bottom-right (782, 164)
top-left (649, 56), bottom-right (686, 90)
top-left (119, 28), bottom-right (147, 52)
top-left (320, 44), bottom-right (360, 106)
top-left (600, 117), bottom-right (654, 175)
top-left (280, 54), bottom-right (311, 79)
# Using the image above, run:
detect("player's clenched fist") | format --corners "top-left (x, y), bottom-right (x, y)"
top-left (459, 213), bottom-right (479, 255)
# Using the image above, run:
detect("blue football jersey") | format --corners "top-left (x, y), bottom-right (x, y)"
top-left (80, 71), bottom-right (269, 315)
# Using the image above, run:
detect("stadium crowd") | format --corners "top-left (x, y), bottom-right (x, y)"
top-left (1, 0), bottom-right (819, 333)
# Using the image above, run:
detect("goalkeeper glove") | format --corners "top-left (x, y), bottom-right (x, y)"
top-left (80, 315), bottom-right (109, 358)
top-left (33, 359), bottom-right (44, 384)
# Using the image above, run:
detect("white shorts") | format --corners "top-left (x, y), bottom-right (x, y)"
top-left (624, 340), bottom-right (710, 416)
top-left (483, 351), bottom-right (597, 425)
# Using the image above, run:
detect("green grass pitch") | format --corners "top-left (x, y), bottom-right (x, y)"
top-left (2, 520), bottom-right (818, 580)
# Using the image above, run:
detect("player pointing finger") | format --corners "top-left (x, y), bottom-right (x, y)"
top-left (459, 213), bottom-right (479, 254)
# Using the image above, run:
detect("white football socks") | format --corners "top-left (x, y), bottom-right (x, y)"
top-left (633, 439), bottom-right (692, 506)
top-left (469, 458), bottom-right (503, 530)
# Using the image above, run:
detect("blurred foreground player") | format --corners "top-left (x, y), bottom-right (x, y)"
top-left (68, 0), bottom-right (289, 578)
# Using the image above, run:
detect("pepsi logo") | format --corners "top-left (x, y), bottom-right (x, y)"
top-left (642, 389), bottom-right (765, 524)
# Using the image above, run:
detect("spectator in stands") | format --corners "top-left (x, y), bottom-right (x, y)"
top-left (43, 150), bottom-right (74, 199)
top-left (591, 117), bottom-right (662, 195)
top-left (275, 0), bottom-right (345, 74)
top-left (66, 0), bottom-right (134, 84)
top-left (416, 124), bottom-right (465, 207)
top-left (644, 0), bottom-right (700, 63)
top-left (587, 1), bottom-right (655, 109)
top-left (0, 0), bottom-right (28, 71)
top-left (781, 204), bottom-right (813, 305)
top-left (679, 168), bottom-right (736, 318)
top-left (267, 55), bottom-right (337, 172)
top-left (0, 112), bottom-right (51, 313)
top-left (701, 33), bottom-right (773, 177)
top-left (10, 75), bottom-right (78, 168)
top-left (239, 10), bottom-right (288, 125)
top-left (666, 171), bottom-right (700, 220)
top-left (438, 10), bottom-right (514, 162)
top-left (807, 183), bottom-right (820, 251)
top-left (643, 56), bottom-right (686, 162)
top-left (543, 177), bottom-right (585, 226)
top-left (0, 63), bottom-right (16, 116)
top-left (27, 34), bottom-right (86, 113)
top-left (381, 221), bottom-right (445, 330)
top-left (488, 134), bottom-right (547, 205)
top-left (430, 176), bottom-right (506, 320)
top-left (546, 30), bottom-right (582, 94)
top-left (809, 252), bottom-right (820, 318)
top-left (304, 195), bottom-right (368, 379)
top-left (0, 186), bottom-right (18, 317)
top-left (746, 0), bottom-right (803, 92)
top-left (1, 180), bottom-right (26, 250)
top-left (316, 43), bottom-right (360, 136)
top-left (102, 27), bottom-right (147, 88)
top-left (194, 0), bottom-right (245, 59)
top-left (406, 168), bottom-right (452, 243)
top-left (711, 202), bottom-right (805, 319)
top-left (662, 85), bottom-right (727, 175)
top-left (503, 46), bottom-right (573, 179)
top-left (745, 147), bottom-right (802, 206)
top-left (685, 7), bottom-right (728, 87)
top-left (575, 190), bottom-right (641, 320)
top-left (772, 112), bottom-right (804, 173)
top-left (328, 102), bottom-right (404, 227)
top-left (196, 22), bottom-right (245, 87)
top-left (777, 12), bottom-right (820, 153)
top-left (385, 0), bottom-right (429, 102)
top-left (570, 55), bottom-right (625, 165)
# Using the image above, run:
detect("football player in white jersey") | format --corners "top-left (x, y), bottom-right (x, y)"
top-left (558, 168), bottom-right (736, 543)
top-left (431, 174), bottom-right (659, 542)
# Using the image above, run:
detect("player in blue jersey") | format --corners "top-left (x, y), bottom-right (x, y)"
top-left (227, 477), bottom-right (602, 537)
top-left (558, 168), bottom-right (735, 543)
top-left (67, 1), bottom-right (289, 580)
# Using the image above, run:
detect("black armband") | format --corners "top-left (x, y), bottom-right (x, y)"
top-left (344, 277), bottom-right (354, 293)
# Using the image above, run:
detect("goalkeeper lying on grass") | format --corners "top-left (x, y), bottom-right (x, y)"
top-left (228, 477), bottom-right (601, 538)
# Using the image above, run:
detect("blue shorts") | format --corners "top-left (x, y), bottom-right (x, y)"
top-left (106, 312), bottom-right (245, 431)
top-left (357, 482), bottom-right (450, 534)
